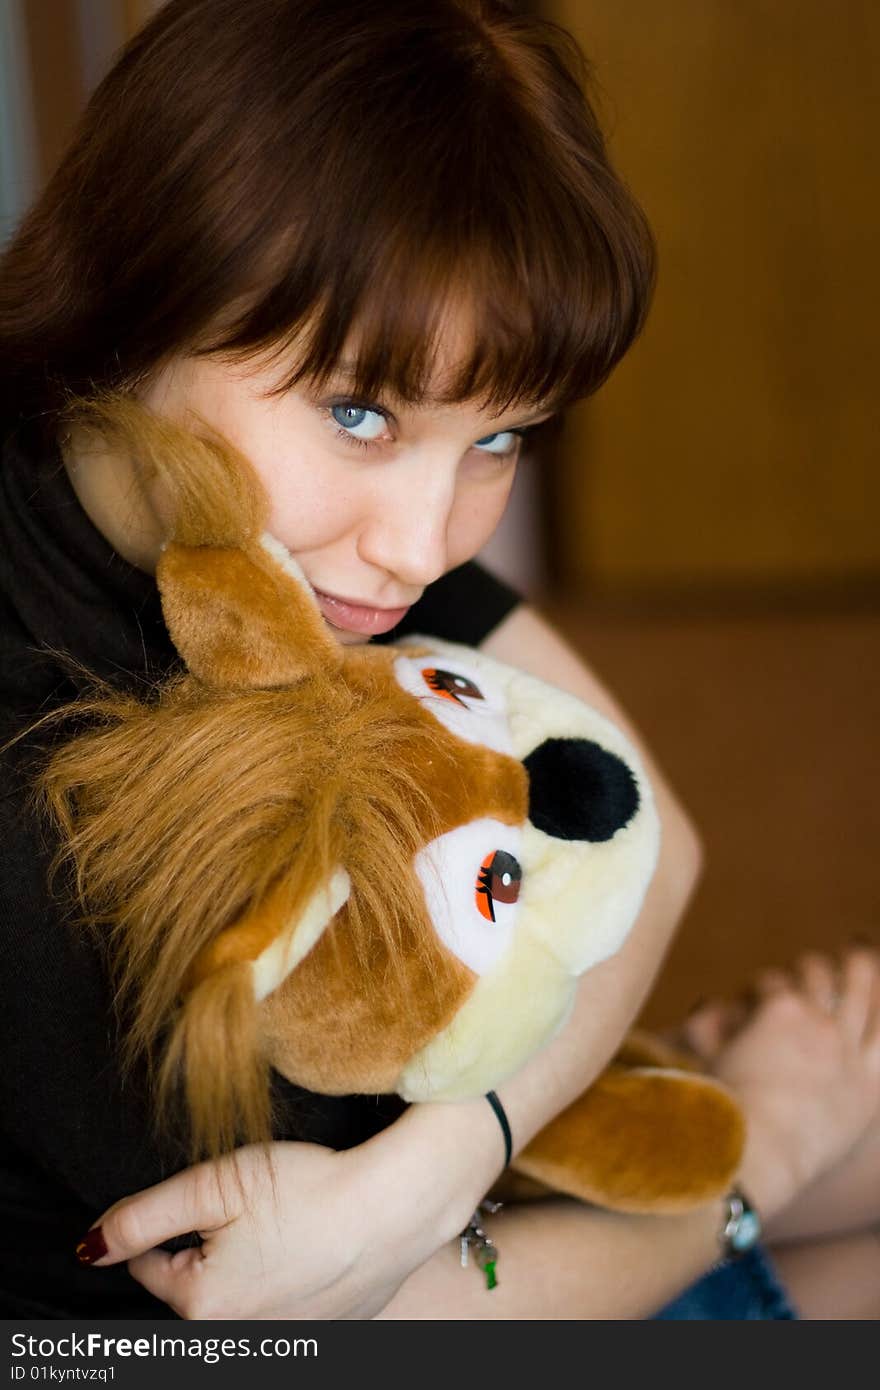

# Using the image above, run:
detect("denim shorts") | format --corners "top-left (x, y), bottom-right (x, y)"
top-left (652, 1243), bottom-right (798, 1319)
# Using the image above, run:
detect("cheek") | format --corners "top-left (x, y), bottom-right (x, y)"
top-left (140, 359), bottom-right (356, 552)
top-left (210, 396), bottom-right (355, 551)
top-left (264, 467), bottom-right (365, 557)
top-left (447, 475), bottom-right (516, 564)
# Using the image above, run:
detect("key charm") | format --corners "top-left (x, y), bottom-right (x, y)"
top-left (460, 1202), bottom-right (501, 1290)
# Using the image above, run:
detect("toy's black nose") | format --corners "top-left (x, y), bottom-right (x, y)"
top-left (524, 738), bottom-right (640, 843)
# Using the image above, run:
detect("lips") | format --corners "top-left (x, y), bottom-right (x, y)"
top-left (312, 588), bottom-right (412, 636)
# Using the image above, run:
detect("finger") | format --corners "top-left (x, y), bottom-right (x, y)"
top-left (127, 1244), bottom-right (207, 1317)
top-left (794, 951), bottom-right (840, 1014)
top-left (752, 966), bottom-right (792, 999)
top-left (861, 954), bottom-right (880, 1049)
top-left (76, 1158), bottom-right (242, 1268)
top-left (681, 998), bottom-right (746, 1060)
top-left (837, 947), bottom-right (880, 1042)
top-left (866, 1000), bottom-right (880, 1057)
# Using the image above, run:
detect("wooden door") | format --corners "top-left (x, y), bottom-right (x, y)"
top-left (548, 0), bottom-right (879, 597)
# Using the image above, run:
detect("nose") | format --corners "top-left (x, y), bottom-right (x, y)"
top-left (357, 459), bottom-right (456, 588)
top-left (524, 738), bottom-right (640, 842)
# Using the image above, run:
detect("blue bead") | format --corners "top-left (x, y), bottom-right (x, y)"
top-left (731, 1210), bottom-right (761, 1251)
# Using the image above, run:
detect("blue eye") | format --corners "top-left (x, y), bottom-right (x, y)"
top-left (474, 430), bottom-right (519, 456)
top-left (330, 403), bottom-right (387, 440)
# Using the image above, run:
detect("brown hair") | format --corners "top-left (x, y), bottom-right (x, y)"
top-left (1, 0), bottom-right (655, 434)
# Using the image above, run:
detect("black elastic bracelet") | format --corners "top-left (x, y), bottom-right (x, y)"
top-left (485, 1090), bottom-right (512, 1169)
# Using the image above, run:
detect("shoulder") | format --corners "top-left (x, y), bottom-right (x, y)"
top-left (479, 604), bottom-right (622, 715)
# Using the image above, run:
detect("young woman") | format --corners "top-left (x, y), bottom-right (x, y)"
top-left (1, 0), bottom-right (878, 1319)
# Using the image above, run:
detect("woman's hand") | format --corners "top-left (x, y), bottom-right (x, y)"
top-left (694, 947), bottom-right (880, 1220)
top-left (76, 1098), bottom-right (505, 1320)
top-left (81, 1142), bottom-right (395, 1319)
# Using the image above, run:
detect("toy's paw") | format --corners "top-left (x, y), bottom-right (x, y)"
top-left (511, 1066), bottom-right (746, 1214)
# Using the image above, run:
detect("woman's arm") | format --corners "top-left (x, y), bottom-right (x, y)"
top-left (377, 1196), bottom-right (729, 1320)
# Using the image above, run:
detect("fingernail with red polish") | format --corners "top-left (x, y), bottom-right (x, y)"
top-left (75, 1226), bottom-right (108, 1265)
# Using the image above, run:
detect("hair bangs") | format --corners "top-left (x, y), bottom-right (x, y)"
top-left (4, 0), bottom-right (654, 426)
top-left (203, 160), bottom-right (653, 419)
top-left (194, 6), bottom-right (655, 416)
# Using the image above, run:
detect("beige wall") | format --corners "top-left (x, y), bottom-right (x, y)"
top-left (550, 0), bottom-right (879, 595)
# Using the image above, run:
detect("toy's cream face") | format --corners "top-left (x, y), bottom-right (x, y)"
top-left (395, 654), bottom-right (523, 976)
top-left (392, 642), bottom-right (659, 1100)
top-left (259, 639), bottom-right (660, 1102)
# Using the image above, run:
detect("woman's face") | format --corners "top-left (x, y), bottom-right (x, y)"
top-left (142, 347), bottom-right (551, 644)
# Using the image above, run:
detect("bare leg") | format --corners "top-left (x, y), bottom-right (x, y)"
top-left (770, 1231), bottom-right (880, 1320)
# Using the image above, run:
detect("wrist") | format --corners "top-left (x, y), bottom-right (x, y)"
top-left (367, 1097), bottom-right (508, 1246)
top-left (735, 1113), bottom-right (804, 1223)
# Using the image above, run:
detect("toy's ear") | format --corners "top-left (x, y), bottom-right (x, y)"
top-left (157, 533), bottom-right (341, 688)
top-left (186, 867), bottom-right (352, 1000)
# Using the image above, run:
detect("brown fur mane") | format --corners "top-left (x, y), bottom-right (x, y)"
top-left (39, 636), bottom-right (460, 1159)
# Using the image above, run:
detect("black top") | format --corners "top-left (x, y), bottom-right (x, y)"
top-left (0, 418), bottom-right (520, 1317)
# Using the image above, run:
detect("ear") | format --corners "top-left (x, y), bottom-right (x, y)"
top-left (186, 867), bottom-right (351, 1000)
top-left (157, 533), bottom-right (341, 688)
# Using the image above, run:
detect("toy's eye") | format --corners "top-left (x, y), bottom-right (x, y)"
top-left (394, 654), bottom-right (512, 755)
top-left (475, 850), bottom-right (522, 922)
top-left (414, 818), bottom-right (523, 974)
top-left (422, 668), bottom-right (484, 706)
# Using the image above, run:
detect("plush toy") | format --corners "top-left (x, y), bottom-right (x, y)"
top-left (44, 400), bottom-right (744, 1221)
